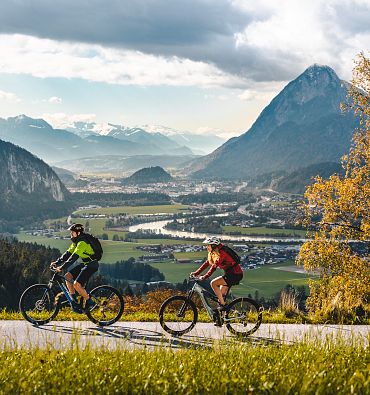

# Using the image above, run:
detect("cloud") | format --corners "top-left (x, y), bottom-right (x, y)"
top-left (48, 96), bottom-right (62, 104)
top-left (237, 81), bottom-right (287, 102)
top-left (0, 34), bottom-right (245, 88)
top-left (0, 0), bottom-right (369, 86)
top-left (0, 89), bottom-right (21, 103)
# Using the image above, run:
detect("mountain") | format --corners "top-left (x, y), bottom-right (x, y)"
top-left (52, 166), bottom-right (77, 185)
top-left (189, 65), bottom-right (358, 179)
top-left (0, 115), bottom-right (190, 164)
top-left (138, 124), bottom-right (226, 155)
top-left (54, 154), bottom-right (199, 176)
top-left (122, 166), bottom-right (173, 185)
top-left (67, 121), bottom-right (225, 155)
top-left (249, 162), bottom-right (344, 194)
top-left (0, 139), bottom-right (70, 225)
top-left (66, 122), bottom-right (193, 155)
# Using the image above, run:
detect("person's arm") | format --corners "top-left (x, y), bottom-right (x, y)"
top-left (201, 264), bottom-right (217, 280)
top-left (60, 240), bottom-right (93, 269)
top-left (53, 244), bottom-right (78, 270)
top-left (54, 250), bottom-right (72, 265)
top-left (192, 261), bottom-right (210, 276)
top-left (60, 252), bottom-right (79, 270)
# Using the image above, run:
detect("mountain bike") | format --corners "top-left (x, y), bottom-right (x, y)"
top-left (19, 267), bottom-right (124, 326)
top-left (159, 275), bottom-right (263, 337)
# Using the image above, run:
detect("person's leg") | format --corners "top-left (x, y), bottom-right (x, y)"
top-left (66, 265), bottom-right (83, 296)
top-left (74, 262), bottom-right (99, 301)
top-left (211, 276), bottom-right (228, 306)
top-left (65, 272), bottom-right (75, 295)
top-left (220, 285), bottom-right (229, 300)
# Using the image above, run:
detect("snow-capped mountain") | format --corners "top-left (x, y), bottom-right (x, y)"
top-left (136, 124), bottom-right (226, 155)
top-left (66, 122), bottom-right (193, 155)
top-left (66, 122), bottom-right (225, 155)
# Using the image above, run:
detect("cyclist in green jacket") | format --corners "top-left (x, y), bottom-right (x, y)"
top-left (50, 223), bottom-right (98, 313)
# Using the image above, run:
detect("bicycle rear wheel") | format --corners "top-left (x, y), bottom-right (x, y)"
top-left (85, 285), bottom-right (124, 326)
top-left (19, 284), bottom-right (60, 325)
top-left (225, 297), bottom-right (262, 338)
top-left (159, 295), bottom-right (198, 336)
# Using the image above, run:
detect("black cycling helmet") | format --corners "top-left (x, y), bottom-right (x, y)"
top-left (68, 223), bottom-right (84, 233)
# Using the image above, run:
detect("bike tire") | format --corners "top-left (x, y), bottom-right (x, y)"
top-left (19, 284), bottom-right (60, 325)
top-left (159, 295), bottom-right (198, 336)
top-left (225, 297), bottom-right (263, 338)
top-left (85, 285), bottom-right (124, 326)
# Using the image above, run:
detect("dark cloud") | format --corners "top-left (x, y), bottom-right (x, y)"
top-left (0, 0), bottom-right (369, 84)
top-left (0, 0), bottom-right (291, 82)
top-left (0, 0), bottom-right (247, 46)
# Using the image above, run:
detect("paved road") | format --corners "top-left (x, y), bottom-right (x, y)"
top-left (0, 321), bottom-right (368, 350)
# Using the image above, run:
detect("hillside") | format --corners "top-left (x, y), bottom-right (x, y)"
top-left (123, 166), bottom-right (173, 185)
top-left (249, 162), bottom-right (344, 194)
top-left (54, 154), bottom-right (198, 176)
top-left (0, 139), bottom-right (70, 228)
top-left (189, 65), bottom-right (358, 179)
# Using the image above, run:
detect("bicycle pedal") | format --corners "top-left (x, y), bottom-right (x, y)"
top-left (54, 292), bottom-right (65, 306)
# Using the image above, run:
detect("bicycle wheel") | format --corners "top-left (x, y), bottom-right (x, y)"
top-left (85, 285), bottom-right (124, 326)
top-left (19, 284), bottom-right (60, 325)
top-left (225, 297), bottom-right (263, 338)
top-left (159, 295), bottom-right (198, 336)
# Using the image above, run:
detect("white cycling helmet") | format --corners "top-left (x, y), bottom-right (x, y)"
top-left (202, 236), bottom-right (221, 245)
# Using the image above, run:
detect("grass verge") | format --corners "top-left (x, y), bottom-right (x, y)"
top-left (2, 309), bottom-right (369, 324)
top-left (0, 340), bottom-right (368, 394)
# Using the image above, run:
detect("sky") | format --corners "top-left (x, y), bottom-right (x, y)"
top-left (0, 0), bottom-right (369, 138)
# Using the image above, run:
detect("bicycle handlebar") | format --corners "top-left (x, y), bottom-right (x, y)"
top-left (189, 274), bottom-right (204, 281)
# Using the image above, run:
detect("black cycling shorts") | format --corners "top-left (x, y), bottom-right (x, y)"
top-left (68, 261), bottom-right (99, 286)
top-left (222, 272), bottom-right (243, 287)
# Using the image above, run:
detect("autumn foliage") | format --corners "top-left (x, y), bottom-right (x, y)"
top-left (297, 53), bottom-right (370, 319)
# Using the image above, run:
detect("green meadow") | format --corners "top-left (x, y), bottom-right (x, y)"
top-left (74, 204), bottom-right (191, 215)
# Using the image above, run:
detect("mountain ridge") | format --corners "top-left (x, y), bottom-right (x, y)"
top-left (189, 64), bottom-right (358, 179)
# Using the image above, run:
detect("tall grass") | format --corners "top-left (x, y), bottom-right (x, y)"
top-left (0, 339), bottom-right (368, 394)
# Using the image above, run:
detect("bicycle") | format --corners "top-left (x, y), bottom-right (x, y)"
top-left (19, 267), bottom-right (124, 326)
top-left (159, 275), bottom-right (263, 338)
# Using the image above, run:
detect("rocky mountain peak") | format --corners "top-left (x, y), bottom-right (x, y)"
top-left (189, 64), bottom-right (357, 180)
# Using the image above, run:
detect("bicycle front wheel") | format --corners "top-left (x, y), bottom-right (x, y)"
top-left (85, 285), bottom-right (124, 326)
top-left (159, 295), bottom-right (198, 336)
top-left (225, 297), bottom-right (263, 338)
top-left (19, 284), bottom-right (60, 325)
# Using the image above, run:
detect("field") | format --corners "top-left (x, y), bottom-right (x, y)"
top-left (222, 226), bottom-right (306, 237)
top-left (74, 204), bottom-right (190, 215)
top-left (0, 341), bottom-right (368, 394)
top-left (16, 231), bottom-right (314, 298)
top-left (150, 260), bottom-right (315, 298)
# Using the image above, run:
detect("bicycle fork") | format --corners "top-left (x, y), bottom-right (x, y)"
top-left (177, 291), bottom-right (194, 317)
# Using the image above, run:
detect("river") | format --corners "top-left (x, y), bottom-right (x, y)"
top-left (128, 219), bottom-right (306, 243)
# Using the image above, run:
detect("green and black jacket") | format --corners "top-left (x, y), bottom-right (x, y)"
top-left (56, 233), bottom-right (96, 269)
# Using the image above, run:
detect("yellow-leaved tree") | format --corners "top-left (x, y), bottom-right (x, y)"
top-left (297, 53), bottom-right (370, 320)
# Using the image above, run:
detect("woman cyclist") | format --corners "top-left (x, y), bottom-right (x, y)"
top-left (190, 236), bottom-right (243, 314)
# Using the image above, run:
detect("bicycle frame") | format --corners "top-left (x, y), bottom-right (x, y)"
top-left (185, 279), bottom-right (231, 320)
top-left (184, 279), bottom-right (245, 324)
top-left (47, 270), bottom-right (78, 306)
